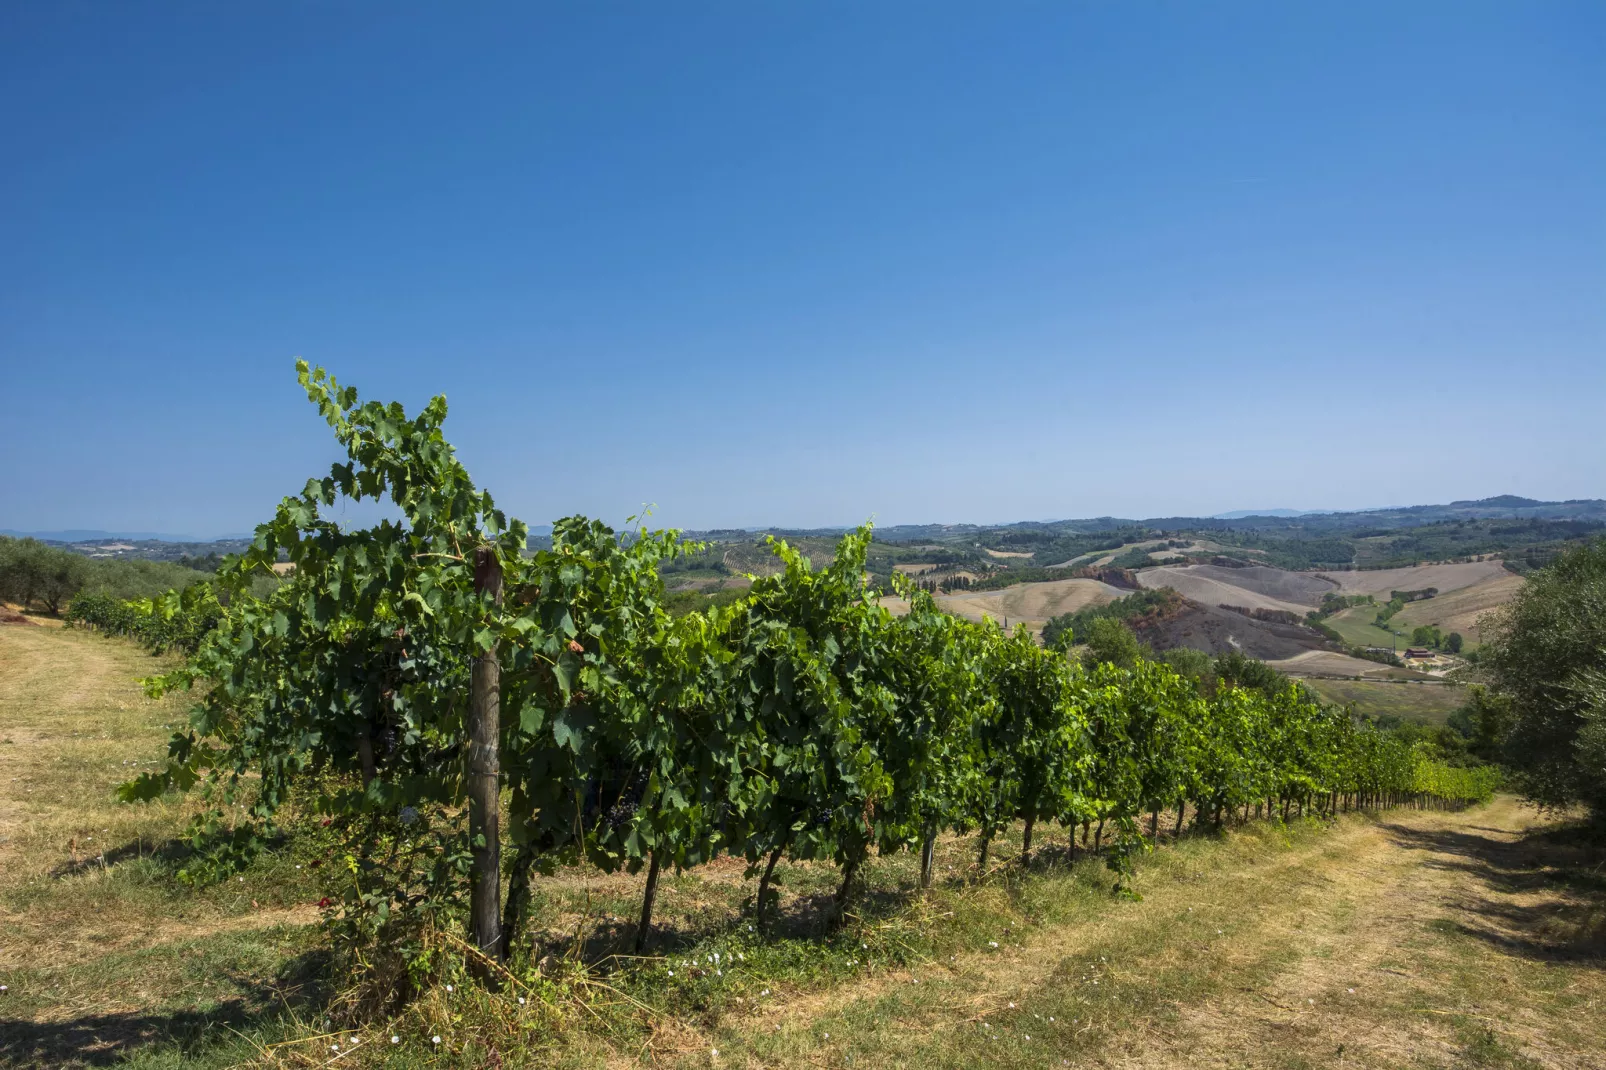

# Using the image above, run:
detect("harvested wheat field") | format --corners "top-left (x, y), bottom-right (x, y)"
top-left (1323, 560), bottom-right (1512, 599)
top-left (1135, 565), bottom-right (1318, 615)
top-left (1264, 649), bottom-right (1430, 680)
top-left (1388, 572), bottom-right (1526, 645)
top-left (937, 578), bottom-right (1127, 631)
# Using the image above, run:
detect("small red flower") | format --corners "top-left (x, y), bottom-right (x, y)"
top-left (321, 818), bottom-right (333, 827)
top-left (317, 896), bottom-right (334, 909)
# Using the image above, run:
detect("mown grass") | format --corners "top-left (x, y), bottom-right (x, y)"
top-left (1324, 605), bottom-right (1404, 651)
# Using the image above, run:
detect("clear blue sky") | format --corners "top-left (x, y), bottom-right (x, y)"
top-left (3, 3), bottom-right (1602, 537)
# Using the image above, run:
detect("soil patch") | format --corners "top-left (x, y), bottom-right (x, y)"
top-left (1136, 566), bottom-right (1320, 614)
top-left (1131, 600), bottom-right (1328, 660)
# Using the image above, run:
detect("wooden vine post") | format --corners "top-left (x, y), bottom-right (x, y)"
top-left (469, 544), bottom-right (504, 973)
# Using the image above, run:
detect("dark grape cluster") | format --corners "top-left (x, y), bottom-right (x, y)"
top-left (606, 799), bottom-right (637, 829)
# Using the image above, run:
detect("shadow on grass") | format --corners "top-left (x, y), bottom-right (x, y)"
top-left (1381, 816), bottom-right (1606, 965)
top-left (49, 827), bottom-right (293, 882)
top-left (556, 827), bottom-right (1203, 968)
top-left (0, 951), bottom-right (327, 1068)
top-left (48, 835), bottom-right (191, 880)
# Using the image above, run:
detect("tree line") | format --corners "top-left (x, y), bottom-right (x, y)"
top-left (0, 535), bottom-right (213, 614)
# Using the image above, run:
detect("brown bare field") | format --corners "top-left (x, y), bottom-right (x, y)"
top-left (876, 593), bottom-right (912, 616)
top-left (936, 578), bottom-right (1127, 631)
top-left (1389, 573), bottom-right (1526, 646)
top-left (1323, 560), bottom-right (1511, 598)
top-left (1135, 565), bottom-right (1315, 616)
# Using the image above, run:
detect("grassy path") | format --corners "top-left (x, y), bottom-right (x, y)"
top-left (689, 798), bottom-right (1605, 1070)
top-left (0, 622), bottom-right (321, 1068)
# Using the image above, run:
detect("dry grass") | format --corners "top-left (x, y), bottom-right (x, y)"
top-left (0, 623), bottom-right (190, 898)
top-left (936, 579), bottom-right (1126, 633)
top-left (1266, 649), bottom-right (1433, 681)
top-left (0, 624), bottom-right (326, 1054)
top-left (1389, 573), bottom-right (1526, 647)
top-left (687, 798), bottom-right (1606, 1069)
top-left (1324, 561), bottom-right (1512, 599)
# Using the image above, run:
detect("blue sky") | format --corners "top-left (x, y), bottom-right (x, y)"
top-left (3, 3), bottom-right (1602, 536)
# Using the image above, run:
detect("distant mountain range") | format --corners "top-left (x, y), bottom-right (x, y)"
top-left (737, 496), bottom-right (1606, 543)
top-left (7, 496), bottom-right (1605, 550)
top-left (0, 529), bottom-right (253, 543)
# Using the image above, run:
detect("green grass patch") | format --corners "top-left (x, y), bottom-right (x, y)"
top-left (1302, 678), bottom-right (1465, 723)
top-left (1323, 605), bottom-right (1405, 651)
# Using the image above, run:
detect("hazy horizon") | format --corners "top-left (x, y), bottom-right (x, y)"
top-left (6, 492), bottom-right (1599, 545)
